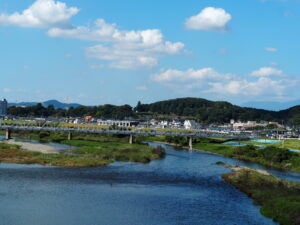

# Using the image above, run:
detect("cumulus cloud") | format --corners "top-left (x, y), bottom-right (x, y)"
top-left (0, 1), bottom-right (184, 69)
top-left (49, 19), bottom-right (184, 69)
top-left (250, 67), bottom-right (283, 77)
top-left (207, 77), bottom-right (286, 96)
top-left (185, 7), bottom-right (232, 31)
top-left (152, 67), bottom-right (294, 99)
top-left (0, 0), bottom-right (79, 28)
top-left (152, 68), bottom-right (228, 82)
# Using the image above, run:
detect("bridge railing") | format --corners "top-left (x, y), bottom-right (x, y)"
top-left (0, 124), bottom-right (258, 139)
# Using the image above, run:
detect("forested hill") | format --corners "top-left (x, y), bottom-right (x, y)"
top-left (6, 97), bottom-right (300, 125)
top-left (135, 98), bottom-right (300, 124)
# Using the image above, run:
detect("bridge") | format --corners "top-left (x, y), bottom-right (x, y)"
top-left (0, 125), bottom-right (257, 150)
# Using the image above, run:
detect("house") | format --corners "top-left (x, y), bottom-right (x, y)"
top-left (97, 119), bottom-right (139, 127)
top-left (184, 120), bottom-right (197, 130)
top-left (84, 116), bottom-right (93, 122)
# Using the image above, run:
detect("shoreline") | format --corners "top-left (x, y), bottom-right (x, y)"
top-left (153, 140), bottom-right (300, 173)
top-left (1, 139), bottom-right (57, 154)
top-left (221, 163), bottom-right (300, 225)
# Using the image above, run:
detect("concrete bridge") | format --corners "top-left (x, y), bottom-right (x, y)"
top-left (0, 125), bottom-right (257, 150)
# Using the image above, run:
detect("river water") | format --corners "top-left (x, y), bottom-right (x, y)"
top-left (1, 142), bottom-right (299, 225)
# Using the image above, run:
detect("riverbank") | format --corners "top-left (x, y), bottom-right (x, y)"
top-left (1, 139), bottom-right (57, 153)
top-left (144, 136), bottom-right (300, 173)
top-left (221, 164), bottom-right (300, 225)
top-left (0, 138), bottom-right (165, 167)
top-left (193, 143), bottom-right (300, 173)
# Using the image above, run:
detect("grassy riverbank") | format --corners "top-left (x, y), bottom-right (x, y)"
top-left (222, 166), bottom-right (300, 225)
top-left (0, 131), bottom-right (165, 167)
top-left (198, 143), bottom-right (300, 173)
top-left (0, 142), bottom-right (110, 167)
top-left (141, 136), bottom-right (300, 173)
top-left (240, 139), bottom-right (300, 151)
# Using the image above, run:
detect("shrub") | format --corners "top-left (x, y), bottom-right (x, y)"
top-left (39, 131), bottom-right (50, 139)
top-left (233, 145), bottom-right (259, 157)
top-left (152, 146), bottom-right (166, 158)
top-left (261, 146), bottom-right (295, 163)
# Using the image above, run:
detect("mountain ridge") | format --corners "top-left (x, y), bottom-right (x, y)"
top-left (8, 99), bottom-right (81, 109)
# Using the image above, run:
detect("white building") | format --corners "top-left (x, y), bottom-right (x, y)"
top-left (0, 99), bottom-right (7, 116)
top-left (184, 120), bottom-right (197, 130)
top-left (169, 120), bottom-right (182, 129)
top-left (97, 120), bottom-right (139, 127)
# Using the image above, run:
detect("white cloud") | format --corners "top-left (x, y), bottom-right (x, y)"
top-left (49, 19), bottom-right (184, 69)
top-left (0, 0), bottom-right (79, 28)
top-left (3, 88), bottom-right (13, 93)
top-left (90, 64), bottom-right (104, 70)
top-left (0, 1), bottom-right (184, 69)
top-left (152, 67), bottom-right (294, 99)
top-left (250, 67), bottom-right (283, 77)
top-left (207, 77), bottom-right (286, 96)
top-left (152, 68), bottom-right (228, 82)
top-left (265, 47), bottom-right (278, 52)
top-left (185, 7), bottom-right (232, 31)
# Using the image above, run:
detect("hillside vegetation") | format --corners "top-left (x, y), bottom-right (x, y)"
top-left (136, 98), bottom-right (300, 124)
top-left (7, 97), bottom-right (300, 125)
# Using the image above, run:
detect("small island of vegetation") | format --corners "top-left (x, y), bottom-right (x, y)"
top-left (0, 131), bottom-right (165, 167)
top-left (221, 165), bottom-right (300, 225)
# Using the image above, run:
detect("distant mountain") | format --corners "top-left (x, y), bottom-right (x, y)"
top-left (7, 97), bottom-right (300, 125)
top-left (9, 100), bottom-right (81, 109)
top-left (241, 100), bottom-right (300, 111)
top-left (135, 97), bottom-right (300, 124)
top-left (43, 100), bottom-right (81, 109)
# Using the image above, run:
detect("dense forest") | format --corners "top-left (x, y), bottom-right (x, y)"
top-left (135, 98), bottom-right (300, 125)
top-left (8, 103), bottom-right (135, 120)
top-left (7, 98), bottom-right (300, 125)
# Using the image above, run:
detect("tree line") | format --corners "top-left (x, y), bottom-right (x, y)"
top-left (7, 98), bottom-right (300, 125)
top-left (8, 103), bottom-right (135, 120)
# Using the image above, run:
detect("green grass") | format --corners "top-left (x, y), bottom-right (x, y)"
top-left (158, 136), bottom-right (300, 173)
top-left (0, 132), bottom-right (165, 167)
top-left (273, 140), bottom-right (300, 150)
top-left (193, 141), bottom-right (300, 173)
top-left (222, 167), bottom-right (300, 225)
top-left (193, 142), bottom-right (235, 156)
top-left (0, 143), bottom-right (110, 167)
top-left (240, 139), bottom-right (300, 150)
top-left (63, 140), bottom-right (162, 163)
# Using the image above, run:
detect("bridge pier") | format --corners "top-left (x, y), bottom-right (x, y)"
top-left (68, 131), bottom-right (72, 141)
top-left (129, 134), bottom-right (133, 144)
top-left (189, 137), bottom-right (193, 151)
top-left (5, 129), bottom-right (11, 140)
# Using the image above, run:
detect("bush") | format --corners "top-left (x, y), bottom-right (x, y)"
top-left (261, 146), bottom-right (295, 163)
top-left (233, 145), bottom-right (259, 157)
top-left (39, 131), bottom-right (50, 139)
top-left (152, 146), bottom-right (166, 158)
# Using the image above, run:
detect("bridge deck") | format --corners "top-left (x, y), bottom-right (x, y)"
top-left (0, 125), bottom-right (257, 139)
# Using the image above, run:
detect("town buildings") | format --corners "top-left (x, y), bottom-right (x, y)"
top-left (0, 99), bottom-right (7, 116)
top-left (97, 119), bottom-right (139, 127)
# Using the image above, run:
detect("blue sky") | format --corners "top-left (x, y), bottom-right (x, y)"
top-left (0, 0), bottom-right (300, 106)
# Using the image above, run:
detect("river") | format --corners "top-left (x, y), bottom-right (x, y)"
top-left (1, 141), bottom-right (299, 225)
